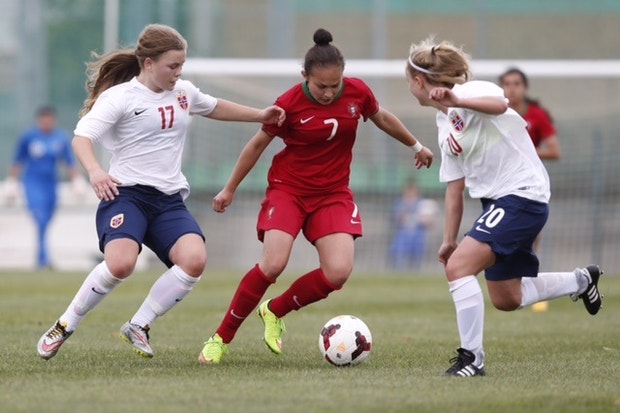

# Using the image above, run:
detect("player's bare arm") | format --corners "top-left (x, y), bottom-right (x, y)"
top-left (430, 87), bottom-right (508, 115)
top-left (438, 178), bottom-right (465, 265)
top-left (72, 136), bottom-right (121, 201)
top-left (537, 134), bottom-right (562, 160)
top-left (369, 107), bottom-right (433, 169)
top-left (213, 129), bottom-right (275, 213)
top-left (206, 99), bottom-right (285, 126)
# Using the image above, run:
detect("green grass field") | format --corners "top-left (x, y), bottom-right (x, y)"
top-left (1, 269), bottom-right (618, 413)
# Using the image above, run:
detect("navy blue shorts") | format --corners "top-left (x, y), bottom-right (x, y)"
top-left (95, 185), bottom-right (204, 268)
top-left (466, 195), bottom-right (548, 281)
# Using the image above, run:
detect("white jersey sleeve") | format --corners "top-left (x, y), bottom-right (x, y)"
top-left (186, 81), bottom-right (218, 116)
top-left (437, 80), bottom-right (550, 203)
top-left (74, 89), bottom-right (126, 143)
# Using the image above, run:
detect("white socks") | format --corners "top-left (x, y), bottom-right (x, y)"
top-left (449, 276), bottom-right (485, 365)
top-left (130, 265), bottom-right (200, 328)
top-left (520, 270), bottom-right (582, 308)
top-left (59, 262), bottom-right (123, 331)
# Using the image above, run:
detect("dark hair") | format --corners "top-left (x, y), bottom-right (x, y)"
top-left (498, 67), bottom-right (529, 88)
top-left (303, 28), bottom-right (345, 74)
top-left (36, 105), bottom-right (57, 117)
top-left (499, 67), bottom-right (554, 122)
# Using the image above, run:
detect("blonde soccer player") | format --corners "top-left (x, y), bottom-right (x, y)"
top-left (37, 24), bottom-right (285, 360)
top-left (405, 37), bottom-right (603, 377)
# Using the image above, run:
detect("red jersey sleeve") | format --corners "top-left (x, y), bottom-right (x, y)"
top-left (524, 104), bottom-right (556, 147)
top-left (349, 78), bottom-right (379, 121)
top-left (262, 94), bottom-right (290, 138)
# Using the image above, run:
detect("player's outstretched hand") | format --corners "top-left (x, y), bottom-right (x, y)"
top-left (414, 146), bottom-right (434, 169)
top-left (259, 105), bottom-right (286, 127)
top-left (89, 168), bottom-right (121, 201)
top-left (429, 87), bottom-right (459, 108)
top-left (213, 188), bottom-right (235, 213)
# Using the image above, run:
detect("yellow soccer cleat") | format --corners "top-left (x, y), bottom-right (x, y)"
top-left (257, 300), bottom-right (286, 355)
top-left (198, 333), bottom-right (229, 365)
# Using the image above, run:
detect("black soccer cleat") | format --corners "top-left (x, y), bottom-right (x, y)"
top-left (442, 348), bottom-right (486, 377)
top-left (577, 265), bottom-right (603, 315)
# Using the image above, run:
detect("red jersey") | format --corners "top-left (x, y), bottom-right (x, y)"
top-left (523, 103), bottom-right (556, 148)
top-left (262, 77), bottom-right (379, 196)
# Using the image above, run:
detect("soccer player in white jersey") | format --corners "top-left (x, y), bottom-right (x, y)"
top-left (37, 24), bottom-right (285, 360)
top-left (405, 37), bottom-right (603, 377)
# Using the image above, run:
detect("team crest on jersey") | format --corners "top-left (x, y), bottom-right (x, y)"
top-left (449, 111), bottom-right (465, 132)
top-left (347, 103), bottom-right (360, 119)
top-left (175, 90), bottom-right (189, 111)
top-left (110, 213), bottom-right (124, 229)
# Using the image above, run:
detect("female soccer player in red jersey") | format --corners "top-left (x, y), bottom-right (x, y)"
top-left (36, 24), bottom-right (284, 361)
top-left (499, 68), bottom-right (561, 160)
top-left (198, 28), bottom-right (433, 364)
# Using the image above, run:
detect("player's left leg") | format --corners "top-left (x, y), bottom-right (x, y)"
top-left (124, 232), bottom-right (205, 358)
top-left (258, 233), bottom-right (350, 355)
top-left (122, 193), bottom-right (206, 358)
top-left (516, 266), bottom-right (602, 314)
top-left (268, 232), bottom-right (352, 318)
top-left (258, 192), bottom-right (359, 355)
top-left (265, 193), bottom-right (359, 320)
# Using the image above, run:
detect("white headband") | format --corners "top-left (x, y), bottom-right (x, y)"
top-left (408, 56), bottom-right (445, 75)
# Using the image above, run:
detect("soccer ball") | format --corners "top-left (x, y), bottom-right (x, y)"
top-left (318, 315), bottom-right (372, 366)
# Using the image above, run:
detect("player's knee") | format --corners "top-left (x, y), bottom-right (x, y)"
top-left (444, 261), bottom-right (462, 281)
top-left (490, 295), bottom-right (521, 311)
top-left (178, 250), bottom-right (206, 277)
top-left (322, 263), bottom-right (353, 287)
top-left (259, 258), bottom-right (287, 280)
top-left (105, 258), bottom-right (136, 278)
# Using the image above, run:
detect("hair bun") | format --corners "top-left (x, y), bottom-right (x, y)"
top-left (313, 28), bottom-right (333, 46)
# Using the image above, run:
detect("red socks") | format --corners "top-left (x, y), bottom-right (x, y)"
top-left (216, 264), bottom-right (274, 343)
top-left (269, 268), bottom-right (340, 318)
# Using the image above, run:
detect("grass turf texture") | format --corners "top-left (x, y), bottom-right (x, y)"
top-left (1, 269), bottom-right (619, 413)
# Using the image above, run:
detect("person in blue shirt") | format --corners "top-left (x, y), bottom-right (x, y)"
top-left (389, 180), bottom-right (438, 270)
top-left (7, 106), bottom-right (82, 269)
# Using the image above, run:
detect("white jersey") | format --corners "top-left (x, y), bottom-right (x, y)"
top-left (74, 77), bottom-right (218, 199)
top-left (437, 80), bottom-right (550, 203)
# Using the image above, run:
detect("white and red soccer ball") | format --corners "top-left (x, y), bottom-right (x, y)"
top-left (318, 315), bottom-right (372, 366)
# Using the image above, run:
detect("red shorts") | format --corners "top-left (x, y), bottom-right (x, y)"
top-left (256, 188), bottom-right (363, 243)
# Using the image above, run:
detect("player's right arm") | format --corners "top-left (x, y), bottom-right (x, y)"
top-left (72, 136), bottom-right (121, 201)
top-left (212, 129), bottom-right (275, 213)
top-left (438, 177), bottom-right (465, 265)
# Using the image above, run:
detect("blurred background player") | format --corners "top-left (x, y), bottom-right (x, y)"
top-left (198, 28), bottom-right (433, 365)
top-left (389, 180), bottom-right (438, 270)
top-left (406, 36), bottom-right (602, 377)
top-left (499, 67), bottom-right (561, 161)
top-left (5, 105), bottom-right (85, 269)
top-left (36, 24), bottom-right (285, 361)
top-left (500, 67), bottom-right (562, 311)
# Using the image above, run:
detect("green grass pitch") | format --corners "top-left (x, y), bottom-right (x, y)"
top-left (1, 269), bottom-right (619, 412)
